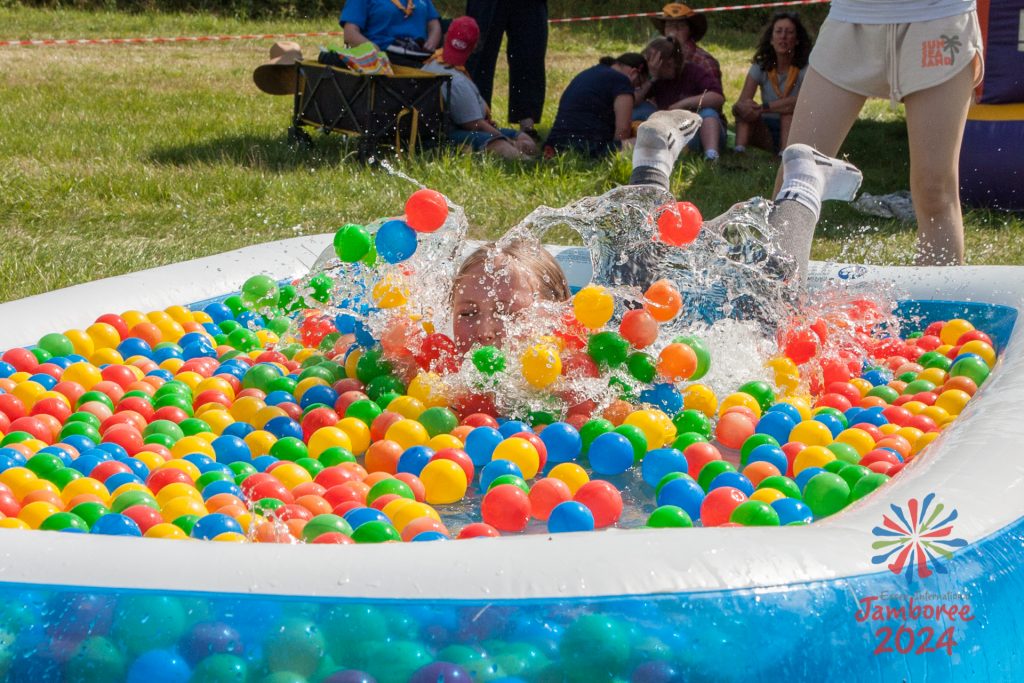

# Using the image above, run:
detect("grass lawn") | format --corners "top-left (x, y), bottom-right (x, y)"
top-left (1, 6), bottom-right (1021, 304)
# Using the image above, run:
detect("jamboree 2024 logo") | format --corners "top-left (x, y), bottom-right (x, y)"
top-left (856, 493), bottom-right (974, 656)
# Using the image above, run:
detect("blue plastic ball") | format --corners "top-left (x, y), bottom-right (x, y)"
top-left (264, 390), bottom-right (295, 406)
top-left (91, 513), bottom-right (142, 537)
top-left (498, 420), bottom-right (532, 438)
top-left (126, 649), bottom-right (192, 683)
top-left (656, 476), bottom-right (705, 520)
top-left (767, 402), bottom-right (803, 424)
top-left (708, 471), bottom-right (754, 496)
top-left (755, 410), bottom-right (796, 444)
top-left (104, 472), bottom-right (143, 491)
top-left (772, 498), bottom-right (814, 525)
top-left (410, 531), bottom-right (449, 542)
top-left (397, 446), bottom-right (434, 476)
top-left (588, 432), bottom-right (634, 475)
top-left (153, 346), bottom-right (184, 364)
top-left (795, 466), bottom-right (824, 492)
top-left (0, 361), bottom-right (15, 378)
top-left (856, 406), bottom-right (888, 427)
top-left (375, 220), bottom-right (418, 263)
top-left (641, 448), bottom-right (688, 487)
top-left (465, 427), bottom-right (503, 466)
top-left (117, 338), bottom-right (153, 359)
top-left (548, 501), bottom-right (595, 533)
top-left (538, 422), bottom-right (582, 464)
top-left (211, 436), bottom-right (251, 465)
top-left (813, 413), bottom-right (845, 437)
top-left (343, 507), bottom-right (390, 530)
top-left (204, 302), bottom-right (233, 324)
top-left (479, 460), bottom-right (523, 491)
top-left (746, 444), bottom-right (788, 474)
top-left (300, 385), bottom-right (339, 410)
top-left (190, 513), bottom-right (243, 540)
top-left (250, 455), bottom-right (278, 472)
top-left (28, 373), bottom-right (57, 390)
top-left (861, 368), bottom-right (892, 386)
top-left (201, 480), bottom-right (245, 501)
top-left (638, 383), bottom-right (683, 415)
top-left (223, 422), bottom-right (256, 440)
top-left (263, 416), bottom-right (304, 440)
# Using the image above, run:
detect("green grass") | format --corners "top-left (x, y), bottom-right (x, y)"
top-left (1, 6), bottom-right (1022, 304)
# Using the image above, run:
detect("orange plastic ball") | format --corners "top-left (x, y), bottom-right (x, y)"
top-left (657, 343), bottom-right (697, 381)
top-left (643, 279), bottom-right (683, 322)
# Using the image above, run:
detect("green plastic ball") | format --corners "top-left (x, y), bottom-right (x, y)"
top-left (301, 514), bottom-right (354, 542)
top-left (672, 334), bottom-right (711, 380)
top-left (334, 223), bottom-right (372, 262)
top-left (190, 654), bottom-right (248, 683)
top-left (730, 500), bottom-right (781, 526)
top-left (240, 274), bottom-right (280, 311)
top-left (270, 437), bottom-right (309, 462)
top-left (418, 407), bottom-right (458, 437)
top-left (67, 636), bottom-right (125, 683)
top-left (671, 432), bottom-right (708, 451)
top-left (671, 409), bottom-right (712, 439)
top-left (647, 505), bottom-right (694, 528)
top-left (580, 419), bottom-right (614, 454)
top-left (950, 356), bottom-right (990, 386)
top-left (697, 460), bottom-right (736, 491)
top-left (757, 475), bottom-right (801, 499)
top-left (738, 380), bottom-right (776, 413)
top-left (739, 433), bottom-right (779, 466)
top-left (112, 596), bottom-right (187, 656)
top-left (319, 447), bottom-right (357, 467)
top-left (587, 331), bottom-right (629, 369)
top-left (613, 424), bottom-right (648, 463)
top-left (626, 351), bottom-right (657, 383)
top-left (472, 345), bottom-right (506, 375)
top-left (265, 618), bottom-right (325, 677)
top-left (37, 332), bottom-right (75, 359)
top-left (850, 472), bottom-right (890, 501)
top-left (350, 520), bottom-right (401, 543)
top-left (802, 471), bottom-right (852, 518)
top-left (559, 615), bottom-right (631, 683)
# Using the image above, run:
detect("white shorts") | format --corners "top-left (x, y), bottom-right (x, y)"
top-left (810, 10), bottom-right (984, 103)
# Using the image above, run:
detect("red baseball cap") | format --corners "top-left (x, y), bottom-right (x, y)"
top-left (443, 16), bottom-right (480, 66)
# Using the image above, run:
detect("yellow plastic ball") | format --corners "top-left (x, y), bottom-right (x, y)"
top-left (86, 322), bottom-right (121, 350)
top-left (920, 405), bottom-right (951, 424)
top-left (897, 426), bottom-right (924, 449)
top-left (171, 435), bottom-right (215, 460)
top-left (196, 377), bottom-right (236, 399)
top-left (935, 389), bottom-right (971, 416)
top-left (385, 419), bottom-right (430, 451)
top-left (144, 522), bottom-right (189, 540)
top-left (372, 277), bottom-right (409, 308)
top-left (548, 463), bottom-right (590, 495)
top-left (750, 487), bottom-right (786, 505)
top-left (427, 434), bottom-right (463, 451)
top-left (90, 348), bottom-right (124, 367)
top-left (766, 356), bottom-right (801, 393)
top-left (156, 460), bottom-right (201, 482)
top-left (165, 305), bottom-right (195, 324)
top-left (835, 428), bottom-right (875, 457)
top-left (878, 423), bottom-right (901, 436)
top-left (793, 445), bottom-right (835, 476)
top-left (135, 451), bottom-right (168, 471)
top-left (849, 378), bottom-right (873, 397)
top-left (60, 477), bottom-right (110, 506)
top-left (110, 482), bottom-right (150, 499)
top-left (683, 384), bottom-right (718, 417)
top-left (244, 430), bottom-right (278, 457)
top-left (0, 518), bottom-right (30, 530)
top-left (63, 329), bottom-right (95, 358)
top-left (572, 285), bottom-right (614, 330)
top-left (192, 311), bottom-right (213, 325)
top-left (520, 344), bottom-right (562, 389)
top-left (160, 358), bottom-right (185, 374)
top-left (174, 371), bottom-right (204, 392)
top-left (345, 349), bottom-right (363, 380)
top-left (0, 467), bottom-right (41, 499)
top-left (391, 501), bottom-right (441, 533)
top-left (202, 410), bottom-right (236, 435)
top-left (940, 319), bottom-right (974, 346)
top-left (493, 437), bottom-right (541, 480)
top-left (229, 396), bottom-right (267, 424)
top-left (420, 459), bottom-right (468, 504)
top-left (256, 330), bottom-right (279, 347)
top-left (916, 431), bottom-right (941, 452)
top-left (790, 420), bottom-right (833, 447)
top-left (61, 362), bottom-right (105, 390)
top-left (902, 400), bottom-right (927, 415)
top-left (959, 340), bottom-right (997, 368)
top-left (380, 497), bottom-right (416, 524)
top-left (623, 410), bottom-right (671, 450)
top-left (155, 482), bottom-right (202, 508)
top-left (387, 396), bottom-right (426, 420)
top-left (916, 367), bottom-right (948, 386)
top-left (294, 377), bottom-right (329, 402)
top-left (160, 495), bottom-right (207, 522)
top-left (406, 372), bottom-right (449, 408)
top-left (308, 427), bottom-right (353, 459)
top-left (252, 406), bottom-right (287, 430)
top-left (19, 501), bottom-right (61, 529)
top-left (212, 531), bottom-right (247, 543)
top-left (12, 381), bottom-right (46, 409)
top-left (271, 462), bottom-right (313, 490)
top-left (337, 417), bottom-right (371, 456)
top-left (718, 392), bottom-right (762, 418)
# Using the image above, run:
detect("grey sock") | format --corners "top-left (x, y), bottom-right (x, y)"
top-left (769, 200), bottom-right (817, 283)
top-left (628, 166), bottom-right (671, 191)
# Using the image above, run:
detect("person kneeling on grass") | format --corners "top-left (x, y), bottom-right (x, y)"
top-left (422, 17), bottom-right (537, 160)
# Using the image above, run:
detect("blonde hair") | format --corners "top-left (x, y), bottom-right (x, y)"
top-left (455, 238), bottom-right (570, 303)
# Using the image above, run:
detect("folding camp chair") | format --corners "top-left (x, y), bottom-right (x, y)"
top-left (290, 61), bottom-right (451, 162)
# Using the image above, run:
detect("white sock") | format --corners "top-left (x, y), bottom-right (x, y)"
top-left (775, 143), bottom-right (863, 219)
top-left (734, 145), bottom-right (746, 153)
top-left (631, 110), bottom-right (702, 178)
top-left (704, 149), bottom-right (719, 161)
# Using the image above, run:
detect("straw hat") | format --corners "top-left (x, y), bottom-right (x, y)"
top-left (650, 3), bottom-right (708, 43)
top-left (253, 41), bottom-right (303, 96)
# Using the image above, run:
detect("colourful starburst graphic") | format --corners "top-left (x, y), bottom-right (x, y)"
top-left (871, 493), bottom-right (967, 580)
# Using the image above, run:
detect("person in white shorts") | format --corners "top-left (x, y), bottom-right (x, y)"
top-left (778, 0), bottom-right (984, 266)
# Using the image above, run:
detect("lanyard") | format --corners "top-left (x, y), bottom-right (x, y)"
top-left (390, 0), bottom-right (415, 18)
top-left (768, 65), bottom-right (799, 99)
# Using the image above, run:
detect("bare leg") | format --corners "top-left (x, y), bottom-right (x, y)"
top-left (735, 119), bottom-right (751, 149)
top-left (778, 113), bottom-right (793, 150)
top-left (699, 115), bottom-right (722, 158)
top-left (903, 65), bottom-right (973, 265)
top-left (515, 134), bottom-right (538, 157)
top-left (485, 138), bottom-right (526, 160)
top-left (774, 67), bottom-right (867, 194)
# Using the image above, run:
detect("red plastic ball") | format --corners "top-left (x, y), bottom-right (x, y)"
top-left (528, 478), bottom-right (572, 521)
top-left (95, 313), bottom-right (129, 339)
top-left (369, 411), bottom-right (404, 443)
top-left (780, 328), bottom-right (819, 364)
top-left (457, 522), bottom-right (501, 539)
top-left (715, 411), bottom-right (756, 450)
top-left (405, 188), bottom-right (449, 233)
top-left (657, 201), bottom-right (702, 246)
top-left (700, 487), bottom-right (747, 527)
top-left (430, 448), bottom-right (474, 482)
top-left (91, 461), bottom-right (133, 483)
top-left (2, 348), bottom-right (39, 373)
top-left (121, 505), bottom-right (163, 534)
top-left (683, 442), bottom-right (722, 478)
top-left (481, 484), bottom-right (532, 532)
top-left (573, 480), bottom-right (623, 528)
top-left (619, 309), bottom-right (659, 349)
top-left (312, 532), bottom-right (355, 544)
top-left (415, 333), bottom-right (459, 374)
top-left (147, 467), bottom-right (195, 494)
top-left (302, 407), bottom-right (341, 441)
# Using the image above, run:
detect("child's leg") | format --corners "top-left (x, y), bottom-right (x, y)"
top-left (628, 110), bottom-right (703, 190)
top-left (770, 144), bottom-right (863, 281)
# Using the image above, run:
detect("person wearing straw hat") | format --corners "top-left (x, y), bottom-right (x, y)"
top-left (253, 41), bottom-right (304, 96)
top-left (650, 3), bottom-right (722, 92)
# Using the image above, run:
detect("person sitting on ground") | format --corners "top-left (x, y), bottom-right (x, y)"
top-left (732, 13), bottom-right (812, 155)
top-left (651, 3), bottom-right (723, 92)
top-left (545, 53), bottom-right (649, 158)
top-left (452, 110), bottom-right (863, 353)
top-left (422, 17), bottom-right (538, 160)
top-left (645, 37), bottom-right (726, 162)
top-left (339, 0), bottom-right (441, 66)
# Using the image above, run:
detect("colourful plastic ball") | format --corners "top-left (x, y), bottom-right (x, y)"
top-left (334, 224), bottom-right (372, 262)
top-left (587, 332), bottom-right (629, 369)
top-left (471, 346), bottom-right (506, 375)
top-left (240, 274), bottom-right (280, 311)
top-left (419, 459), bottom-right (468, 504)
top-left (729, 500), bottom-right (780, 526)
top-left (520, 344), bottom-right (562, 389)
top-left (538, 422), bottom-right (582, 464)
top-left (375, 220), bottom-right (418, 263)
top-left (573, 286), bottom-right (614, 330)
top-left (802, 471), bottom-right (852, 518)
top-left (700, 486), bottom-right (746, 526)
top-left (646, 504), bottom-right (693, 528)
top-left (771, 497), bottom-right (813, 525)
top-left (655, 475), bottom-right (704, 520)
top-left (949, 355), bottom-right (990, 386)
top-left (405, 188), bottom-right (449, 233)
top-left (671, 335), bottom-right (711, 380)
top-left (657, 201), bottom-right (702, 246)
top-left (481, 484), bottom-right (531, 532)
top-left (573, 480), bottom-right (622, 528)
top-left (548, 501), bottom-right (595, 533)
top-left (587, 432), bottom-right (634, 475)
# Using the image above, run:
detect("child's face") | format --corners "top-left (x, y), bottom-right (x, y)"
top-left (452, 256), bottom-right (542, 355)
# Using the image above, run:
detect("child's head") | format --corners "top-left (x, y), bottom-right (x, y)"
top-left (452, 239), bottom-right (570, 354)
top-left (644, 36), bottom-right (685, 80)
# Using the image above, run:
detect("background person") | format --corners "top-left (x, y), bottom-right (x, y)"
top-left (339, 0), bottom-right (442, 64)
top-left (545, 53), bottom-right (648, 158)
top-left (650, 3), bottom-right (722, 92)
top-left (732, 13), bottom-right (813, 154)
top-left (778, 0), bottom-right (984, 265)
top-left (422, 17), bottom-right (538, 160)
top-left (466, 0), bottom-right (549, 140)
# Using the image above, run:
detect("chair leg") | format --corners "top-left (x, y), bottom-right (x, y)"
top-left (288, 126), bottom-right (313, 148)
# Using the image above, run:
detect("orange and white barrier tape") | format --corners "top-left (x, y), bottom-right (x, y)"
top-left (0, 0), bottom-right (829, 48)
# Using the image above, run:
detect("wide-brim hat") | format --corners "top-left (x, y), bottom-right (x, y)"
top-left (650, 3), bottom-right (708, 43)
top-left (254, 41), bottom-right (303, 96)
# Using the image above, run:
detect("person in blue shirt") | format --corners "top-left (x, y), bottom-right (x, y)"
top-left (340, 0), bottom-right (442, 55)
top-left (545, 53), bottom-right (648, 158)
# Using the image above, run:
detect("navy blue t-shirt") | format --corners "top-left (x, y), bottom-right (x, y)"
top-left (547, 64), bottom-right (634, 156)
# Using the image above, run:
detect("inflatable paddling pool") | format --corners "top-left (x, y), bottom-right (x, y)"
top-left (0, 236), bottom-right (1023, 682)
